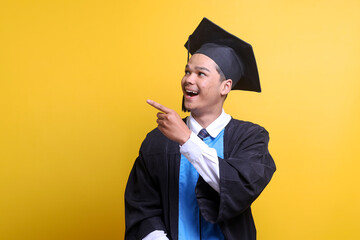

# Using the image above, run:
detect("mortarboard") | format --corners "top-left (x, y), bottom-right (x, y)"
top-left (184, 17), bottom-right (261, 92)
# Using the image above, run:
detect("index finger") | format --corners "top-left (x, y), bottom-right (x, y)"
top-left (146, 99), bottom-right (171, 113)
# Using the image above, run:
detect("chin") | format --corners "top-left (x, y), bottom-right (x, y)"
top-left (184, 106), bottom-right (193, 112)
top-left (184, 102), bottom-right (195, 111)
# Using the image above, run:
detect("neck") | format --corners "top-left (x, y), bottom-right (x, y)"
top-left (191, 108), bottom-right (223, 129)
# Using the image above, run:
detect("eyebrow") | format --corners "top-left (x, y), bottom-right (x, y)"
top-left (185, 64), bottom-right (211, 72)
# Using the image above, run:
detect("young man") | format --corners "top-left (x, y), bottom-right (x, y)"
top-left (125, 18), bottom-right (276, 240)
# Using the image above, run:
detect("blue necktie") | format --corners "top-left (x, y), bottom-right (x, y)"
top-left (197, 128), bottom-right (209, 141)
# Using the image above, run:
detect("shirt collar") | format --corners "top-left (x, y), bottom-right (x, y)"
top-left (186, 109), bottom-right (232, 138)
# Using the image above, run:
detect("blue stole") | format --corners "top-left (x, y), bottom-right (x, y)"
top-left (178, 129), bottom-right (225, 240)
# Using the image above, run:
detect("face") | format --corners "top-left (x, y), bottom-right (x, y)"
top-left (181, 53), bottom-right (231, 117)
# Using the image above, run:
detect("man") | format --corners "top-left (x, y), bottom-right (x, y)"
top-left (125, 18), bottom-right (276, 240)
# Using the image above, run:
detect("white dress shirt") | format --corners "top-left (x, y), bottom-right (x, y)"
top-left (143, 110), bottom-right (231, 240)
top-left (180, 109), bottom-right (231, 193)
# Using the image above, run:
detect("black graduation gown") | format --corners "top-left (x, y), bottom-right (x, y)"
top-left (124, 118), bottom-right (276, 240)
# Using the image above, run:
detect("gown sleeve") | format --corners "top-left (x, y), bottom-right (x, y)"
top-left (124, 137), bottom-right (167, 239)
top-left (195, 120), bottom-right (276, 224)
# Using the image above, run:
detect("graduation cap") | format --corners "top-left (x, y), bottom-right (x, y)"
top-left (184, 17), bottom-right (261, 92)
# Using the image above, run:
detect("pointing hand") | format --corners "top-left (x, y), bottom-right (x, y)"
top-left (147, 99), bottom-right (191, 145)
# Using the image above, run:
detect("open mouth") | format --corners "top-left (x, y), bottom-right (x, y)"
top-left (185, 90), bottom-right (199, 97)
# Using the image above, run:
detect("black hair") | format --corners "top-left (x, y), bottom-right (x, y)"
top-left (215, 64), bottom-right (226, 82)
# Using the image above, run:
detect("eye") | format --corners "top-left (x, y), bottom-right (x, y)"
top-left (198, 72), bottom-right (206, 77)
top-left (185, 70), bottom-right (190, 75)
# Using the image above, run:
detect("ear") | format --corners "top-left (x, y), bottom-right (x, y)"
top-left (220, 79), bottom-right (232, 96)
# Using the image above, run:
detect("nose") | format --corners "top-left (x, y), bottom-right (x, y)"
top-left (183, 73), bottom-right (196, 85)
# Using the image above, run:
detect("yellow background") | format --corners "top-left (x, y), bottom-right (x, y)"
top-left (1, 0), bottom-right (359, 239)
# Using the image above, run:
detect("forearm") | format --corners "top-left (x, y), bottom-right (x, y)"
top-left (180, 132), bottom-right (220, 192)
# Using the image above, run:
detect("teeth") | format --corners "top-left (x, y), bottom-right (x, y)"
top-left (186, 90), bottom-right (198, 95)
